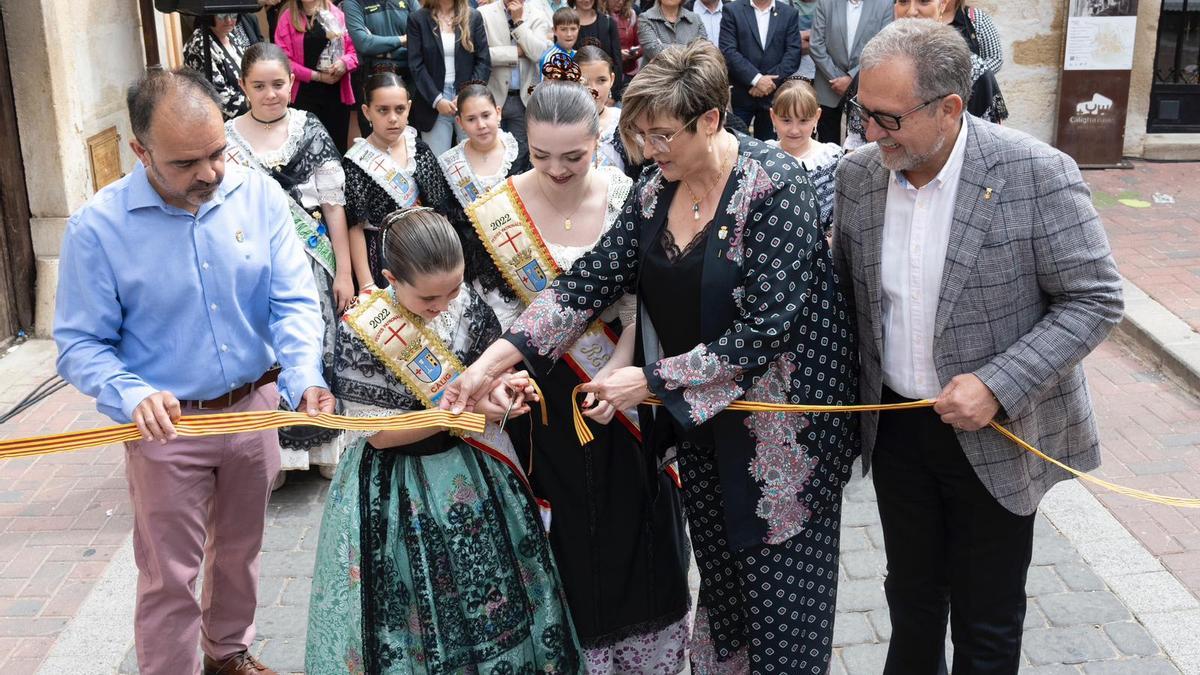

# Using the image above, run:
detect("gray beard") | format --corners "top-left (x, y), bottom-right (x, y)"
top-left (880, 131), bottom-right (950, 174)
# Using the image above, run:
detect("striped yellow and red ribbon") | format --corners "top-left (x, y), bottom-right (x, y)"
top-left (0, 410), bottom-right (486, 461)
top-left (569, 386), bottom-right (1200, 509)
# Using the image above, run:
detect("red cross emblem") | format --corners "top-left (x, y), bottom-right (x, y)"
top-left (382, 320), bottom-right (408, 347)
top-left (497, 230), bottom-right (522, 255)
top-left (369, 156), bottom-right (390, 174)
top-left (449, 163), bottom-right (470, 182)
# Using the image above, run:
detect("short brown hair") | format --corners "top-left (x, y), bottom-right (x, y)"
top-left (771, 79), bottom-right (820, 120)
top-left (618, 40), bottom-right (729, 163)
top-left (553, 7), bottom-right (580, 27)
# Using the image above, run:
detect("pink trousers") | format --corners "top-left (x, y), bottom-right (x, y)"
top-left (124, 384), bottom-right (280, 675)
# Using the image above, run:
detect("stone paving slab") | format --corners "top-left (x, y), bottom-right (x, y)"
top-left (101, 465), bottom-right (1187, 674)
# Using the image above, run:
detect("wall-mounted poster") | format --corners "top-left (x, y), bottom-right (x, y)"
top-left (1054, 0), bottom-right (1140, 167)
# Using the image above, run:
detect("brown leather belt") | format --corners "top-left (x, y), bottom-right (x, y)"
top-left (181, 368), bottom-right (280, 410)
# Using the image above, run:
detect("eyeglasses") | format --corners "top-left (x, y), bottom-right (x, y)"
top-left (214, 13), bottom-right (238, 21)
top-left (631, 113), bottom-right (703, 154)
top-left (847, 94), bottom-right (948, 131)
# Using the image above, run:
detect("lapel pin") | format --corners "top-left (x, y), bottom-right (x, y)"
top-left (983, 187), bottom-right (993, 201)
top-left (718, 225), bottom-right (728, 240)
top-left (235, 230), bottom-right (245, 243)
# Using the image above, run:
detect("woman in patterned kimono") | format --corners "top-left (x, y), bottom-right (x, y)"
top-left (445, 41), bottom-right (860, 674)
top-left (305, 207), bottom-right (582, 674)
top-left (228, 42), bottom-right (355, 482)
top-left (438, 83), bottom-right (530, 318)
top-left (452, 64), bottom-right (691, 673)
top-left (343, 72), bottom-right (455, 292)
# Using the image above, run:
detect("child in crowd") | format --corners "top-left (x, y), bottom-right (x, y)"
top-left (768, 78), bottom-right (843, 235)
top-left (540, 7), bottom-right (580, 76)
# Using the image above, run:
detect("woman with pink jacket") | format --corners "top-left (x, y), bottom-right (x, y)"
top-left (275, 0), bottom-right (359, 152)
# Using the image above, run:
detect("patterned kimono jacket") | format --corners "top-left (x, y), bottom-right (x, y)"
top-left (504, 132), bottom-right (861, 549)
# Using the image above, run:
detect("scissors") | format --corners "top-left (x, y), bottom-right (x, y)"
top-left (499, 387), bottom-right (518, 431)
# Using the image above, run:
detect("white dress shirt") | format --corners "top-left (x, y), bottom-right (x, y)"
top-left (696, 0), bottom-right (724, 44)
top-left (748, 0), bottom-right (776, 85)
top-left (880, 120), bottom-right (969, 400)
top-left (846, 0), bottom-right (863, 52)
top-left (753, 0), bottom-right (776, 50)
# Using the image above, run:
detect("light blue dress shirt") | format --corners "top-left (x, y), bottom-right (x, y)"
top-left (696, 0), bottom-right (724, 44)
top-left (54, 161), bottom-right (327, 423)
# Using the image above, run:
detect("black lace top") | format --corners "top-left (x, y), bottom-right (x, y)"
top-left (343, 138), bottom-right (455, 287)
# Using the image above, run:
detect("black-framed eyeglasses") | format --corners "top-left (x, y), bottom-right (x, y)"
top-left (848, 94), bottom-right (948, 131)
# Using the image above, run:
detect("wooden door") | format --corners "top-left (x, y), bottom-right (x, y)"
top-left (0, 9), bottom-right (35, 340)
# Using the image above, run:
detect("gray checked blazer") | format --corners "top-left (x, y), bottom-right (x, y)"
top-left (809, 0), bottom-right (893, 108)
top-left (831, 115), bottom-right (1124, 516)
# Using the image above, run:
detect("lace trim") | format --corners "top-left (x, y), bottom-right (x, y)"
top-left (661, 219), bottom-right (713, 263)
top-left (314, 162), bottom-right (347, 206)
top-left (339, 401), bottom-right (399, 445)
top-left (401, 126), bottom-right (418, 174)
top-left (226, 108), bottom-right (309, 169)
top-left (545, 166), bottom-right (633, 269)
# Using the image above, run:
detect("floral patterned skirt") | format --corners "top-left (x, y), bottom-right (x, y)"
top-left (305, 439), bottom-right (583, 674)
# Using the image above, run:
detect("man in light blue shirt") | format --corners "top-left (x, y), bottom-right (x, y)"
top-left (54, 69), bottom-right (331, 675)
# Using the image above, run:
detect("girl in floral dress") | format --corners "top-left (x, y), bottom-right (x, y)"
top-left (305, 207), bottom-right (581, 674)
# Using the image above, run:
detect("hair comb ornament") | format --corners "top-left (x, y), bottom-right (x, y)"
top-left (542, 52), bottom-right (584, 83)
top-left (381, 206), bottom-right (437, 253)
top-left (529, 53), bottom-right (597, 99)
top-left (457, 79), bottom-right (489, 94)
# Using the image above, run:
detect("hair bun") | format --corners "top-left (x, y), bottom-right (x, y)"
top-left (581, 37), bottom-right (602, 49)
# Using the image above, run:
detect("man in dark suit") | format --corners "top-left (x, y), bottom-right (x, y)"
top-left (833, 20), bottom-right (1123, 674)
top-left (719, 0), bottom-right (802, 140)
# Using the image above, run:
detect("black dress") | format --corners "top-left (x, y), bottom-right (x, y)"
top-left (483, 175), bottom-right (691, 666)
top-left (577, 14), bottom-right (625, 98)
top-left (295, 13), bottom-right (353, 153)
top-left (342, 134), bottom-right (455, 289)
top-left (640, 220), bottom-right (843, 675)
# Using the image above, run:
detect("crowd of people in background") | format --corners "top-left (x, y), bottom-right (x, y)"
top-left (52, 3), bottom-right (1127, 675)
top-left (183, 0), bottom-right (1011, 159)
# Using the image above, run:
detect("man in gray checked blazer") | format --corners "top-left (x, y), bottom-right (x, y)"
top-left (831, 21), bottom-right (1123, 675)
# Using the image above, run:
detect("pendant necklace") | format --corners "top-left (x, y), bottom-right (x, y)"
top-left (250, 111), bottom-right (288, 130)
top-left (536, 171), bottom-right (591, 231)
top-left (683, 135), bottom-right (735, 221)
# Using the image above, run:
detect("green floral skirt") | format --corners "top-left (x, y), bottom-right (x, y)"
top-left (305, 439), bottom-right (583, 674)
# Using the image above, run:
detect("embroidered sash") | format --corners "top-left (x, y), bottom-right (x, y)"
top-left (466, 178), bottom-right (643, 442)
top-left (440, 132), bottom-right (519, 210)
top-left (343, 289), bottom-right (553, 529)
top-left (224, 140), bottom-right (336, 275)
top-left (344, 136), bottom-right (420, 214)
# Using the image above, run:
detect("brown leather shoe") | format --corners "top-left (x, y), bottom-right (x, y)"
top-left (202, 651), bottom-right (278, 675)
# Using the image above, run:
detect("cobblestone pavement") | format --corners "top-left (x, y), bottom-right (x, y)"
top-left (106, 459), bottom-right (1187, 674)
top-left (1085, 162), bottom-right (1200, 334)
top-left (3, 161), bottom-right (1200, 674)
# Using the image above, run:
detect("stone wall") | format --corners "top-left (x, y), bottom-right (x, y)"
top-left (978, 0), bottom-right (1161, 156)
top-left (1, 0), bottom-right (146, 335)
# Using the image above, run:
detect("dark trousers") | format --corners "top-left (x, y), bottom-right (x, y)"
top-left (873, 387), bottom-right (1036, 675)
top-left (733, 105), bottom-right (775, 141)
top-left (501, 92), bottom-right (527, 151)
top-left (817, 103), bottom-right (844, 144)
top-left (295, 81), bottom-right (352, 154)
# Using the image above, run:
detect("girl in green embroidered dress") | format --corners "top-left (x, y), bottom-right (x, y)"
top-left (305, 208), bottom-right (582, 674)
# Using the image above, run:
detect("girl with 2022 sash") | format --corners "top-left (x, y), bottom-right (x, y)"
top-left (457, 59), bottom-right (691, 673)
